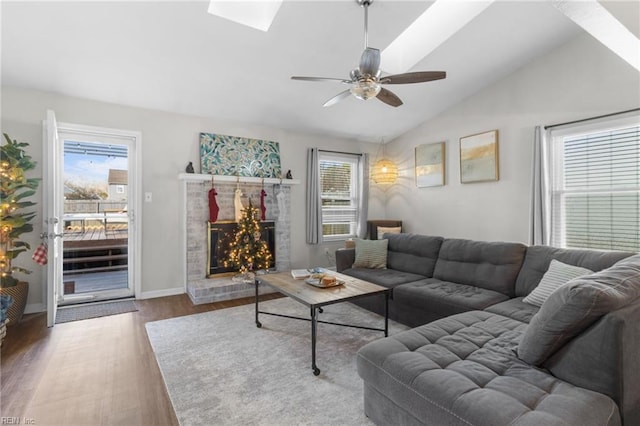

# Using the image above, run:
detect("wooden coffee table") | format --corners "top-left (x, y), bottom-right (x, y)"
top-left (255, 271), bottom-right (389, 376)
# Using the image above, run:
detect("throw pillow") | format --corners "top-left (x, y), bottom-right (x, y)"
top-left (353, 238), bottom-right (388, 269)
top-left (377, 226), bottom-right (402, 240)
top-left (518, 254), bottom-right (640, 366)
top-left (523, 259), bottom-right (593, 307)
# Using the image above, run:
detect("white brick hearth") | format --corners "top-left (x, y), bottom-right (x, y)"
top-left (180, 174), bottom-right (299, 304)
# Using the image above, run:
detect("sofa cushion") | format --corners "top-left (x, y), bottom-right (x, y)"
top-left (522, 259), bottom-right (593, 307)
top-left (433, 238), bottom-right (527, 297)
top-left (341, 268), bottom-right (426, 290)
top-left (544, 302), bottom-right (640, 426)
top-left (518, 254), bottom-right (640, 366)
top-left (353, 238), bottom-right (388, 269)
top-left (357, 311), bottom-right (620, 426)
top-left (393, 279), bottom-right (510, 320)
top-left (385, 233), bottom-right (444, 277)
top-left (515, 246), bottom-right (634, 297)
top-left (484, 297), bottom-right (540, 324)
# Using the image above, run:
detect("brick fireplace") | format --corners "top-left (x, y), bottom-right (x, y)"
top-left (180, 174), bottom-right (295, 304)
top-left (207, 221), bottom-right (276, 275)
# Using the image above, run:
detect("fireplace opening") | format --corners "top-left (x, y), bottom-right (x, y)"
top-left (207, 221), bottom-right (276, 276)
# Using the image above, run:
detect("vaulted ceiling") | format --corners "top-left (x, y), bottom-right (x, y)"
top-left (2, 1), bottom-right (637, 142)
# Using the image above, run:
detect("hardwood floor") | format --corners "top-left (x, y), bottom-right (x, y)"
top-left (0, 293), bottom-right (281, 425)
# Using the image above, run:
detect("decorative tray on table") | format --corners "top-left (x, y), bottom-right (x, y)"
top-left (304, 277), bottom-right (345, 288)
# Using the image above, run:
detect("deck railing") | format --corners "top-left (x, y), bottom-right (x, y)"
top-left (64, 200), bottom-right (127, 213)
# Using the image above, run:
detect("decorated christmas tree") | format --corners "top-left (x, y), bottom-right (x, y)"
top-left (224, 200), bottom-right (272, 274)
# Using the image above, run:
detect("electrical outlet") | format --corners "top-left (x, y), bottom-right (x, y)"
top-left (145, 192), bottom-right (152, 202)
top-left (324, 248), bottom-right (330, 256)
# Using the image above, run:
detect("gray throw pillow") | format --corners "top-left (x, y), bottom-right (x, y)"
top-left (353, 238), bottom-right (388, 269)
top-left (518, 254), bottom-right (640, 366)
top-left (523, 259), bottom-right (593, 307)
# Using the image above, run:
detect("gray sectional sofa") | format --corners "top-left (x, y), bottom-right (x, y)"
top-left (335, 233), bottom-right (640, 426)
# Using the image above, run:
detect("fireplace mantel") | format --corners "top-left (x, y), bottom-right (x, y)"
top-left (178, 173), bottom-right (300, 185)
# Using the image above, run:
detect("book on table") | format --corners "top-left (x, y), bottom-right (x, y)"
top-left (291, 269), bottom-right (311, 279)
top-left (291, 267), bottom-right (325, 279)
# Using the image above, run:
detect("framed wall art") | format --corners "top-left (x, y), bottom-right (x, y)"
top-left (200, 133), bottom-right (282, 178)
top-left (459, 130), bottom-right (499, 183)
top-left (415, 142), bottom-right (445, 187)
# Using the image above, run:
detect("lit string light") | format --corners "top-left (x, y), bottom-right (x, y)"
top-left (223, 200), bottom-right (272, 273)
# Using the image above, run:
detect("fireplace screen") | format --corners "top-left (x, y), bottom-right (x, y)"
top-left (207, 221), bottom-right (276, 276)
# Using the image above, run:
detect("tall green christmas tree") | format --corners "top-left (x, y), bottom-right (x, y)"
top-left (224, 200), bottom-right (272, 274)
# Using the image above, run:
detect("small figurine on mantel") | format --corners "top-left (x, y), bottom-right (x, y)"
top-left (185, 162), bottom-right (195, 173)
top-left (285, 170), bottom-right (293, 179)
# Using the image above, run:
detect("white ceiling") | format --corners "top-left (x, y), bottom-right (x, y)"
top-left (1, 1), bottom-right (635, 142)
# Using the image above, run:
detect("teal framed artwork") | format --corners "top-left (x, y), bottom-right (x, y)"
top-left (200, 133), bottom-right (282, 178)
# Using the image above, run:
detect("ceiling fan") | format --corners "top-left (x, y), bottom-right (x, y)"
top-left (291, 0), bottom-right (446, 108)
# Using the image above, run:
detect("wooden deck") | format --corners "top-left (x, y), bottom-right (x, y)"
top-left (64, 226), bottom-right (128, 248)
top-left (63, 224), bottom-right (129, 279)
top-left (63, 270), bottom-right (128, 294)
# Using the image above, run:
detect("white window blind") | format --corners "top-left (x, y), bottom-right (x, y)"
top-left (550, 117), bottom-right (640, 252)
top-left (319, 152), bottom-right (360, 240)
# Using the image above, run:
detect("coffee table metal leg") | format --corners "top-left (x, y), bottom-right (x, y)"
top-left (384, 291), bottom-right (389, 337)
top-left (255, 279), bottom-right (262, 328)
top-left (311, 306), bottom-right (320, 376)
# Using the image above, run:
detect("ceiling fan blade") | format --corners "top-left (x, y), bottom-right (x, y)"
top-left (376, 88), bottom-right (403, 107)
top-left (359, 47), bottom-right (380, 77)
top-left (381, 71), bottom-right (446, 84)
top-left (323, 90), bottom-right (352, 107)
top-left (291, 76), bottom-right (351, 84)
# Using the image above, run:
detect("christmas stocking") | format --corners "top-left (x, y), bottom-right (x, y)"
top-left (260, 189), bottom-right (267, 221)
top-left (208, 188), bottom-right (219, 222)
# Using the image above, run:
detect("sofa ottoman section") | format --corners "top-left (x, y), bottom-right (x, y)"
top-left (357, 311), bottom-right (621, 426)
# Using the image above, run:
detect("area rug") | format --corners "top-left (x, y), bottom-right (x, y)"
top-left (146, 298), bottom-right (409, 426)
top-left (55, 300), bottom-right (137, 324)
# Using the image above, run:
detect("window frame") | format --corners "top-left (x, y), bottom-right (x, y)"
top-left (318, 151), bottom-right (361, 242)
top-left (549, 113), bottom-right (640, 251)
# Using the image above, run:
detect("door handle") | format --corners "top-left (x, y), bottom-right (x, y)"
top-left (48, 233), bottom-right (64, 239)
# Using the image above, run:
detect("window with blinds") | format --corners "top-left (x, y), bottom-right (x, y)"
top-left (550, 117), bottom-right (639, 252)
top-left (319, 152), bottom-right (360, 240)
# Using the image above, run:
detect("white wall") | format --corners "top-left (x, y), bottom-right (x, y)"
top-left (1, 87), bottom-right (383, 310)
top-left (385, 34), bottom-right (640, 244)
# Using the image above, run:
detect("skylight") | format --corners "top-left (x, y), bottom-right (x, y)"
top-left (207, 0), bottom-right (283, 32)
top-left (551, 0), bottom-right (640, 72)
top-left (381, 0), bottom-right (494, 75)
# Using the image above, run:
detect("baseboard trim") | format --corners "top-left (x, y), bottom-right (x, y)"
top-left (25, 303), bottom-right (46, 314)
top-left (138, 287), bottom-right (184, 300)
top-left (22, 289), bottom-right (185, 311)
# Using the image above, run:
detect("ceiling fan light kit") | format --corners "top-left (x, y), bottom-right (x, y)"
top-left (291, 0), bottom-right (446, 108)
top-left (350, 79), bottom-right (381, 101)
